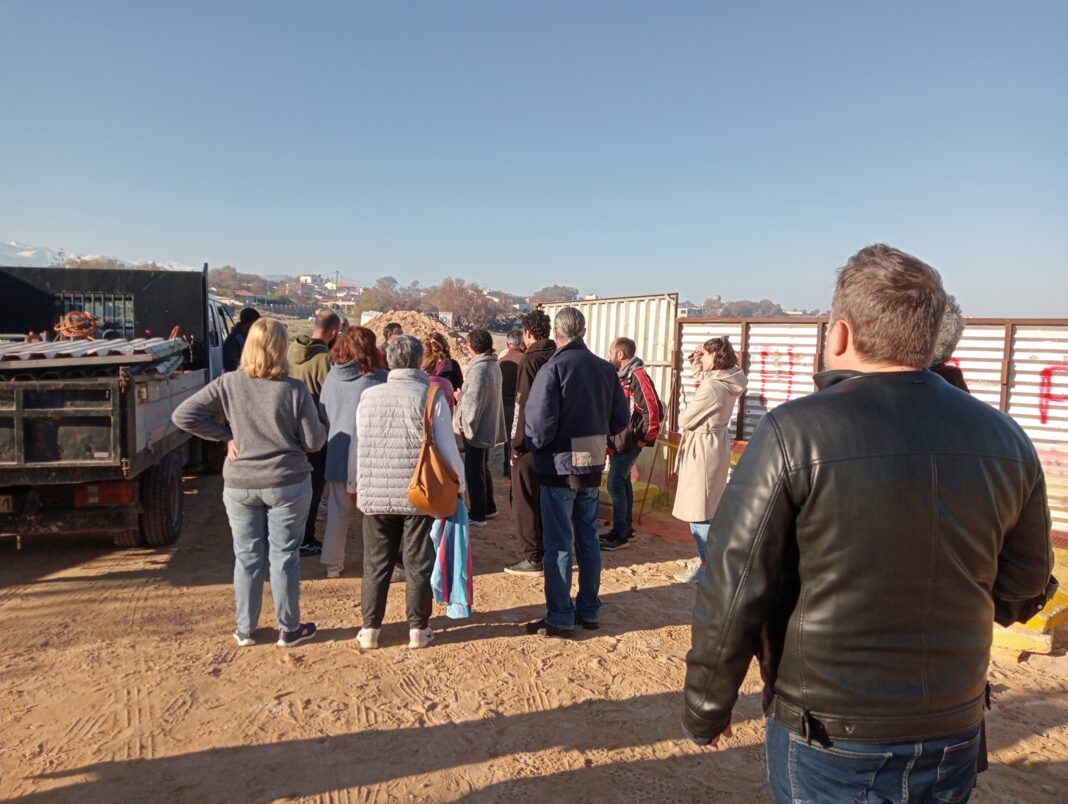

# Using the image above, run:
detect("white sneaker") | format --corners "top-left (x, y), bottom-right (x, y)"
top-left (233, 632), bottom-right (255, 647)
top-left (325, 563), bottom-right (344, 579)
top-left (673, 559), bottom-right (704, 584)
top-left (408, 627), bottom-right (434, 649)
top-left (485, 511), bottom-right (499, 520)
top-left (357, 628), bottom-right (380, 650)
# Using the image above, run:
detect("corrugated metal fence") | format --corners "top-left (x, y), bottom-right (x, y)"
top-left (677, 317), bottom-right (1068, 544)
top-left (541, 294), bottom-right (678, 412)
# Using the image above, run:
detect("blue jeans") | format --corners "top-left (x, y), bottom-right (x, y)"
top-left (765, 717), bottom-right (981, 803)
top-left (606, 447), bottom-right (642, 535)
top-left (222, 478), bottom-right (312, 636)
top-left (689, 520), bottom-right (711, 562)
top-left (540, 485), bottom-right (602, 629)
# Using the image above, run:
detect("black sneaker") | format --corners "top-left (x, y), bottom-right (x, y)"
top-left (276, 622), bottom-right (317, 648)
top-left (576, 616), bottom-right (600, 631)
top-left (599, 533), bottom-right (631, 551)
top-left (299, 543), bottom-right (322, 557)
top-left (504, 560), bottom-right (544, 576)
top-left (525, 619), bottom-right (574, 638)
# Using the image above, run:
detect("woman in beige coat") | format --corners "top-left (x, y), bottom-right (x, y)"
top-left (671, 337), bottom-right (747, 583)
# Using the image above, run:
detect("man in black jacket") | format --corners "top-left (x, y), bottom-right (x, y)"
top-left (683, 245), bottom-right (1053, 803)
top-left (503, 311), bottom-right (554, 576)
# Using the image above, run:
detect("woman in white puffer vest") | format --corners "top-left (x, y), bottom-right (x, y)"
top-left (353, 335), bottom-right (465, 650)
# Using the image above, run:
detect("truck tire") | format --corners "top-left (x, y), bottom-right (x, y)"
top-left (113, 528), bottom-right (144, 548)
top-left (141, 452), bottom-right (184, 546)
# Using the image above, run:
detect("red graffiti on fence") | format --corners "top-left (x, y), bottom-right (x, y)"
top-left (756, 348), bottom-right (797, 408)
top-left (1039, 365), bottom-right (1068, 425)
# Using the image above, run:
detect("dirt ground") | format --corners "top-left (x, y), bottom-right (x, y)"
top-left (1, 472), bottom-right (1066, 803)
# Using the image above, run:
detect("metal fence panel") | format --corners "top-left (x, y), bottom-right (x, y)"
top-left (675, 317), bottom-right (1068, 545)
top-left (1006, 326), bottom-right (1068, 540)
top-left (541, 294), bottom-right (678, 423)
top-left (948, 325), bottom-right (1006, 410)
top-left (742, 323), bottom-right (822, 440)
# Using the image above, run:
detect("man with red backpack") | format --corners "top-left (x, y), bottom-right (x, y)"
top-left (600, 337), bottom-right (664, 551)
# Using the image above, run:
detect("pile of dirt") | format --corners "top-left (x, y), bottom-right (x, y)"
top-left (364, 310), bottom-right (470, 366)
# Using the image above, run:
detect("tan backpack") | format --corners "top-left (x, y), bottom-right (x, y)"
top-left (407, 384), bottom-right (461, 517)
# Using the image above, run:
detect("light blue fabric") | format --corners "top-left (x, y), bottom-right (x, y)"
top-left (222, 478), bottom-right (311, 635)
top-left (430, 499), bottom-right (473, 619)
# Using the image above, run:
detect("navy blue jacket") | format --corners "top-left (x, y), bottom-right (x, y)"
top-left (524, 338), bottom-right (630, 477)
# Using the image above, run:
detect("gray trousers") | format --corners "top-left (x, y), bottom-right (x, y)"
top-left (321, 481), bottom-right (355, 568)
top-left (361, 513), bottom-right (434, 630)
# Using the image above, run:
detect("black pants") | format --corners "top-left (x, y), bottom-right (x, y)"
top-left (501, 404), bottom-right (515, 477)
top-left (302, 448), bottom-right (328, 546)
top-left (464, 443), bottom-right (497, 522)
top-left (361, 513), bottom-right (434, 629)
top-left (510, 451), bottom-right (543, 562)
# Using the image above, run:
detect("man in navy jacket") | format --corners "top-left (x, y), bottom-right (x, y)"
top-left (524, 307), bottom-right (629, 637)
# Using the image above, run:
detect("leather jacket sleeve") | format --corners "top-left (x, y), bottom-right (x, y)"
top-left (683, 412), bottom-right (796, 741)
top-left (992, 462), bottom-right (1055, 626)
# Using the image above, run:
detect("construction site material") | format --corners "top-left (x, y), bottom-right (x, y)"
top-left (363, 310), bottom-right (471, 367)
top-left (0, 337), bottom-right (188, 370)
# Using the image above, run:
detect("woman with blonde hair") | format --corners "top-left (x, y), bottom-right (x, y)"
top-left (173, 318), bottom-right (326, 647)
top-left (671, 336), bottom-right (747, 584)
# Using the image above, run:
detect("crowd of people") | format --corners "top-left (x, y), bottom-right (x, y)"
top-left (172, 243), bottom-right (1056, 803)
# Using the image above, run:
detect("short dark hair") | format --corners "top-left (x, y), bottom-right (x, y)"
top-left (238, 307), bottom-right (260, 326)
top-left (467, 329), bottom-right (493, 354)
top-left (383, 322), bottom-right (403, 339)
top-left (613, 337), bottom-right (636, 359)
top-left (831, 244), bottom-right (946, 368)
top-left (521, 310), bottom-right (551, 341)
top-left (315, 308), bottom-right (341, 332)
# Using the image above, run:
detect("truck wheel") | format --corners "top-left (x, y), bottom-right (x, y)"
top-left (141, 452), bottom-right (184, 546)
top-left (113, 528), bottom-right (144, 548)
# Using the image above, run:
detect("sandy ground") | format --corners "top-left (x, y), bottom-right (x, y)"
top-left (1, 472), bottom-right (1066, 803)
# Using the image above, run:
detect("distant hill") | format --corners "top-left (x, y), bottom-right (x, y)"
top-left (0, 238), bottom-right (199, 272)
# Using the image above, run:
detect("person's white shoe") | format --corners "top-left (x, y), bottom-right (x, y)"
top-left (408, 627), bottom-right (435, 649)
top-left (673, 559), bottom-right (704, 584)
top-left (357, 628), bottom-right (380, 649)
top-left (325, 563), bottom-right (344, 579)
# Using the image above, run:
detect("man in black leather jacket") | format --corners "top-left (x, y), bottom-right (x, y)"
top-left (683, 245), bottom-right (1054, 803)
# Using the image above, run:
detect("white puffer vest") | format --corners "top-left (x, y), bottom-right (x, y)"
top-left (355, 370), bottom-right (429, 516)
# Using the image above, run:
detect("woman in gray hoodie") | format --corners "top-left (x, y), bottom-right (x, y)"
top-left (320, 326), bottom-right (388, 576)
top-left (671, 337), bottom-right (747, 584)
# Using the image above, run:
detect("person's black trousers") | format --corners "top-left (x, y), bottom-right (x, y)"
top-left (464, 443), bottom-right (496, 522)
top-left (361, 513), bottom-right (434, 629)
top-left (510, 451), bottom-right (543, 563)
top-left (303, 447), bottom-right (328, 546)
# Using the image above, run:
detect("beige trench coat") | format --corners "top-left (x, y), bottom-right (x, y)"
top-left (671, 367), bottom-right (747, 523)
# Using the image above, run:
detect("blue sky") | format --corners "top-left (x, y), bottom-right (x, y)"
top-left (1, 0), bottom-right (1064, 314)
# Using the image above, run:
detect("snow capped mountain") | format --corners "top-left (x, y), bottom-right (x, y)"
top-left (0, 240), bottom-right (63, 267)
top-left (1, 239), bottom-right (199, 271)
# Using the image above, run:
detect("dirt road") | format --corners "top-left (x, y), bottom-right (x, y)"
top-left (1, 473), bottom-right (1066, 802)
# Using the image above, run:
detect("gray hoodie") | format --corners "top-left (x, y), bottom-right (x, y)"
top-left (459, 352), bottom-right (507, 449)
